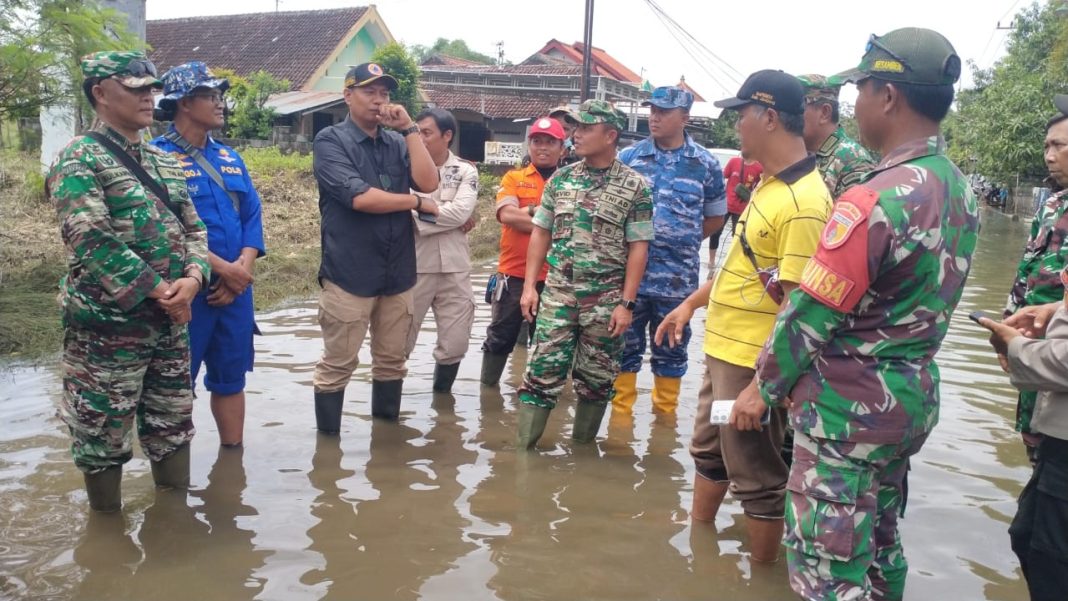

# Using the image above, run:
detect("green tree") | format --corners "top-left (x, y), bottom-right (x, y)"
top-left (945, 1), bottom-right (1068, 183)
top-left (371, 42), bottom-right (421, 116)
top-left (409, 38), bottom-right (497, 65)
top-left (0, 0), bottom-right (138, 121)
top-left (710, 110), bottom-right (738, 149)
top-left (214, 69), bottom-right (289, 140)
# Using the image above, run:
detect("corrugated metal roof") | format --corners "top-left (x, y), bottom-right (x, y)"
top-left (265, 90), bottom-right (345, 115)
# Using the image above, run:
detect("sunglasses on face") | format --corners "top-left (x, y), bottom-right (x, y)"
top-left (866, 34), bottom-right (913, 72)
top-left (102, 58), bottom-right (158, 81)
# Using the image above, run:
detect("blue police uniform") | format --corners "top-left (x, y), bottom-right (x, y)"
top-left (617, 133), bottom-right (725, 378)
top-left (152, 126), bottom-right (265, 394)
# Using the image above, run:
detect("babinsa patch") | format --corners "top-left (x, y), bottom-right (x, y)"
top-left (822, 186), bottom-right (878, 249)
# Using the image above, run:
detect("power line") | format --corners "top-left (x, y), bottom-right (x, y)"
top-left (644, 0), bottom-right (744, 83)
top-left (976, 0), bottom-right (1024, 68)
top-left (640, 0), bottom-right (743, 87)
top-left (644, 3), bottom-right (733, 96)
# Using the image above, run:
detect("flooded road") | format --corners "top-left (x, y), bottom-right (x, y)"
top-left (0, 208), bottom-right (1032, 600)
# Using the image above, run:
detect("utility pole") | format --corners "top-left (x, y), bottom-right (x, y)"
top-left (495, 41), bottom-right (505, 66)
top-left (579, 0), bottom-right (594, 102)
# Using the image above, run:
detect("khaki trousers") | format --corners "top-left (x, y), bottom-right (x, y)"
top-left (405, 271), bottom-right (475, 365)
top-left (313, 279), bottom-right (413, 391)
top-left (690, 354), bottom-right (788, 518)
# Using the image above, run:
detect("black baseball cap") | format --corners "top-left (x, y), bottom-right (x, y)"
top-left (835, 28), bottom-right (961, 86)
top-left (344, 62), bottom-right (398, 90)
top-left (713, 69), bottom-right (804, 114)
top-left (1056, 94), bottom-right (1068, 116)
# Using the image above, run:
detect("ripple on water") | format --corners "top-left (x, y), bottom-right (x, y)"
top-left (0, 212), bottom-right (1035, 600)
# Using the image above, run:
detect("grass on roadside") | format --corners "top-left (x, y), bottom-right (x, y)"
top-left (0, 146), bottom-right (504, 361)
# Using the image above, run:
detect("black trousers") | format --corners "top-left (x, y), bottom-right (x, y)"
top-left (481, 275), bottom-right (543, 355)
top-left (1010, 435), bottom-right (1068, 601)
top-left (708, 212), bottom-right (741, 251)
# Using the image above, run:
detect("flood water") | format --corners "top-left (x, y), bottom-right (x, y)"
top-left (0, 208), bottom-right (1033, 600)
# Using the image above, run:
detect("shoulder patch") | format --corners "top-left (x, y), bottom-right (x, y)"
top-left (800, 258), bottom-right (856, 309)
top-left (823, 186), bottom-right (878, 249)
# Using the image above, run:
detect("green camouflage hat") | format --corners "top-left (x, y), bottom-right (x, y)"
top-left (835, 28), bottom-right (961, 86)
top-left (566, 99), bottom-right (627, 131)
top-left (797, 74), bottom-right (843, 105)
top-left (80, 51), bottom-right (162, 88)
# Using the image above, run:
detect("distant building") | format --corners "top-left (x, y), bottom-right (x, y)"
top-left (147, 6), bottom-right (395, 141)
top-left (420, 40), bottom-right (658, 161)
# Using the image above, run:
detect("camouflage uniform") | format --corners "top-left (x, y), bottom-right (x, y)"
top-left (48, 52), bottom-right (210, 473)
top-left (755, 135), bottom-right (978, 600)
top-left (518, 116), bottom-right (654, 410)
top-left (617, 90), bottom-right (726, 382)
top-left (1005, 188), bottom-right (1068, 433)
top-left (797, 74), bottom-right (877, 199)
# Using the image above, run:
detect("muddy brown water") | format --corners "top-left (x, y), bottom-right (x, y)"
top-left (0, 208), bottom-right (1032, 600)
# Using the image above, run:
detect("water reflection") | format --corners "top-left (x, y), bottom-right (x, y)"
top-left (0, 208), bottom-right (1035, 600)
top-left (303, 398), bottom-right (478, 600)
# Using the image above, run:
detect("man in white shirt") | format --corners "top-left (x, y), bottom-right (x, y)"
top-left (405, 108), bottom-right (479, 392)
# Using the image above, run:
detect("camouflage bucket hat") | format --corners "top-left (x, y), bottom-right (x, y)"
top-left (80, 50), bottom-right (162, 88)
top-left (796, 74), bottom-right (843, 105)
top-left (835, 27), bottom-right (961, 86)
top-left (161, 61), bottom-right (230, 104)
top-left (566, 99), bottom-right (627, 131)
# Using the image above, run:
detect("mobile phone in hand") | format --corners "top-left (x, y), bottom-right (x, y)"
top-left (968, 311), bottom-right (989, 324)
top-left (417, 212), bottom-right (437, 224)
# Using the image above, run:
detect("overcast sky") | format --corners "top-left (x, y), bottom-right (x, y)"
top-left (146, 0), bottom-right (1036, 104)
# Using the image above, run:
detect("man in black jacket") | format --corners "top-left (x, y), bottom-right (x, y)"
top-left (311, 62), bottom-right (439, 431)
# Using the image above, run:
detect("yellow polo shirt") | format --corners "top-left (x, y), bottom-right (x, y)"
top-left (704, 155), bottom-right (832, 367)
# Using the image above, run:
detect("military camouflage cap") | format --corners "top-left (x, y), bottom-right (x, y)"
top-left (797, 74), bottom-right (843, 105)
top-left (642, 86), bottom-right (695, 111)
top-left (1055, 94), bottom-right (1068, 117)
top-left (836, 28), bottom-right (961, 86)
top-left (160, 61), bottom-right (229, 104)
top-left (80, 51), bottom-right (162, 88)
top-left (565, 99), bottom-right (627, 131)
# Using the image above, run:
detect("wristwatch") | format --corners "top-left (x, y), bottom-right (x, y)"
top-left (620, 299), bottom-right (636, 311)
top-left (184, 267), bottom-right (204, 291)
top-left (401, 123), bottom-right (419, 137)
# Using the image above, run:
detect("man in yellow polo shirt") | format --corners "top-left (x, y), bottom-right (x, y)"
top-left (656, 69), bottom-right (831, 563)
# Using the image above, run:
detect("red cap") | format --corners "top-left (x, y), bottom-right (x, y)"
top-left (528, 116), bottom-right (566, 141)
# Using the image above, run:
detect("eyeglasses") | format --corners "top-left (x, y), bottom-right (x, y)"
top-left (190, 92), bottom-right (225, 104)
top-left (866, 34), bottom-right (913, 72)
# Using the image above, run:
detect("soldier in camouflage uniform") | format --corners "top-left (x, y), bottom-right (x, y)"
top-left (516, 100), bottom-right (654, 449)
top-left (612, 86), bottom-right (726, 418)
top-left (1004, 103), bottom-right (1068, 461)
top-left (47, 51), bottom-right (210, 512)
top-left (798, 74), bottom-right (877, 200)
top-left (733, 29), bottom-right (979, 600)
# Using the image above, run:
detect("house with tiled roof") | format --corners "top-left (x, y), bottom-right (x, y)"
top-left (419, 41), bottom-right (650, 161)
top-left (676, 76), bottom-right (706, 102)
top-left (147, 6), bottom-right (395, 141)
top-left (530, 39), bottom-right (643, 83)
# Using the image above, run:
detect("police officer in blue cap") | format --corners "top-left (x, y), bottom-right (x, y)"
top-left (612, 86), bottom-right (727, 420)
top-left (153, 61), bottom-right (266, 448)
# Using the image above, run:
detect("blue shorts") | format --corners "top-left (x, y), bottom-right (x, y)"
top-left (189, 287), bottom-right (256, 395)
